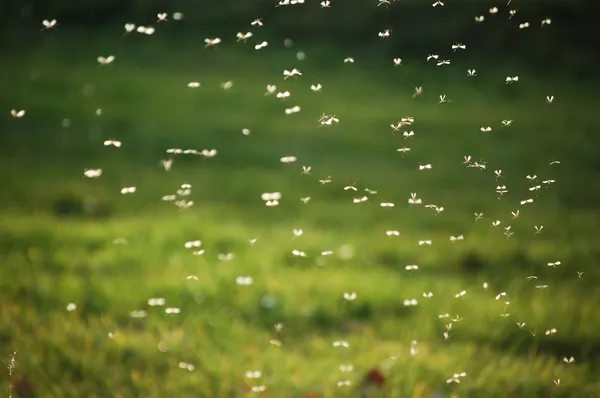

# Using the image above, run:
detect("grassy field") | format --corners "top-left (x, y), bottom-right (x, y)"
top-left (2, 29), bottom-right (600, 397)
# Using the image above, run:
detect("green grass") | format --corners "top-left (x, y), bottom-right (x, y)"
top-left (2, 32), bottom-right (600, 397)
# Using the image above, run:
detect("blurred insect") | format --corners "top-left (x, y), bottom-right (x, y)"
top-left (283, 68), bottom-right (302, 79)
top-left (353, 196), bottom-right (368, 204)
top-left (393, 58), bottom-right (402, 66)
top-left (492, 220), bottom-right (501, 227)
top-left (300, 197), bottom-right (311, 204)
top-left (378, 29), bottom-right (391, 38)
top-left (437, 59), bottom-right (451, 66)
top-left (432, 1), bottom-right (444, 7)
top-left (201, 149), bottom-right (217, 157)
top-left (157, 13), bottom-right (168, 22)
top-left (446, 372), bottom-right (467, 384)
top-left (204, 38), bottom-right (221, 47)
top-left (506, 76), bottom-right (519, 84)
top-left (427, 54), bottom-right (439, 62)
top-left (343, 292), bottom-right (357, 301)
top-left (310, 83), bottom-right (322, 92)
top-left (546, 95), bottom-right (554, 103)
top-left (502, 119), bottom-right (513, 126)
top-left (84, 169), bottom-right (102, 178)
top-left (475, 15), bottom-right (485, 22)
top-left (386, 230), bottom-right (400, 236)
top-left (42, 19), bottom-right (57, 30)
top-left (218, 253), bottom-right (234, 261)
top-left (450, 235), bottom-right (464, 242)
top-left (419, 164), bottom-right (432, 171)
top-left (120, 186), bottom-right (136, 195)
top-left (10, 109), bottom-right (25, 118)
top-left (480, 126), bottom-right (492, 132)
top-left (545, 328), bottom-right (557, 335)
top-left (255, 41), bottom-right (268, 50)
top-left (541, 18), bottom-right (552, 26)
top-left (276, 91), bottom-right (291, 99)
top-left (534, 225), bottom-right (544, 235)
top-left (519, 22), bottom-right (530, 29)
top-left (405, 265), bottom-right (419, 271)
top-left (403, 131), bottom-right (415, 139)
top-left (365, 188), bottom-right (377, 195)
top-left (409, 193), bottom-right (422, 205)
top-left (418, 240), bottom-right (432, 246)
top-left (438, 95), bottom-right (450, 104)
top-left (187, 81), bottom-right (200, 88)
top-left (280, 156), bottom-right (297, 164)
top-left (104, 139), bottom-right (121, 148)
top-left (403, 298), bottom-right (418, 306)
top-left (413, 86), bottom-right (423, 97)
top-left (285, 105), bottom-right (301, 115)
top-left (397, 147), bottom-right (411, 154)
top-left (455, 290), bottom-right (466, 298)
top-left (251, 19), bottom-right (263, 26)
top-left (490, 7), bottom-right (498, 14)
top-left (136, 26), bottom-right (155, 35)
top-left (467, 69), bottom-right (477, 76)
top-left (302, 165), bottom-right (311, 174)
top-left (494, 169), bottom-right (503, 179)
top-left (236, 276), bottom-right (253, 285)
top-left (97, 55), bottom-right (115, 65)
top-left (452, 43), bottom-right (466, 51)
top-left (511, 210), bottom-right (520, 218)
top-left (319, 176), bottom-right (332, 184)
top-left (550, 160), bottom-right (560, 165)
top-left (124, 23), bottom-right (135, 34)
top-left (548, 261), bottom-right (561, 268)
top-left (496, 185), bottom-right (508, 195)
top-left (509, 9), bottom-right (518, 18)
top-left (423, 292), bottom-right (433, 298)
top-left (236, 31), bottom-right (253, 41)
top-left (265, 85), bottom-right (277, 95)
top-left (520, 198), bottom-right (533, 205)
top-left (320, 0), bottom-right (331, 7)
top-left (344, 57), bottom-right (354, 63)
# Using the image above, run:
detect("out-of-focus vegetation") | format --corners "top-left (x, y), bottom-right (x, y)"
top-left (1, 2), bottom-right (600, 397)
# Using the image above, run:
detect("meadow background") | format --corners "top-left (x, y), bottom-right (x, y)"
top-left (1, 0), bottom-right (600, 397)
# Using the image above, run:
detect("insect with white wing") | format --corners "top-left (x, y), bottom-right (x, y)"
top-left (320, 1), bottom-right (331, 7)
top-left (42, 19), bottom-right (58, 30)
top-left (10, 109), bottom-right (25, 118)
top-left (408, 193), bottom-right (422, 205)
top-left (157, 13), bottom-right (168, 22)
top-left (506, 76), bottom-right (519, 84)
top-left (204, 38), bottom-right (221, 47)
top-left (104, 139), bottom-right (121, 148)
top-left (438, 95), bottom-right (450, 104)
top-left (546, 95), bottom-right (554, 103)
top-left (97, 56), bottom-right (115, 65)
top-left (310, 84), bottom-right (322, 92)
top-left (378, 29), bottom-right (391, 38)
top-left (437, 59), bottom-right (451, 66)
top-left (452, 43), bottom-right (466, 51)
top-left (467, 69), bottom-right (477, 76)
top-left (255, 41), bottom-right (268, 50)
top-left (393, 58), bottom-right (402, 66)
top-left (236, 32), bottom-right (253, 41)
top-left (283, 68), bottom-right (302, 79)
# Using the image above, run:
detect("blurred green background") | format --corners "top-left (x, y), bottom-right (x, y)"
top-left (1, 0), bottom-right (600, 397)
